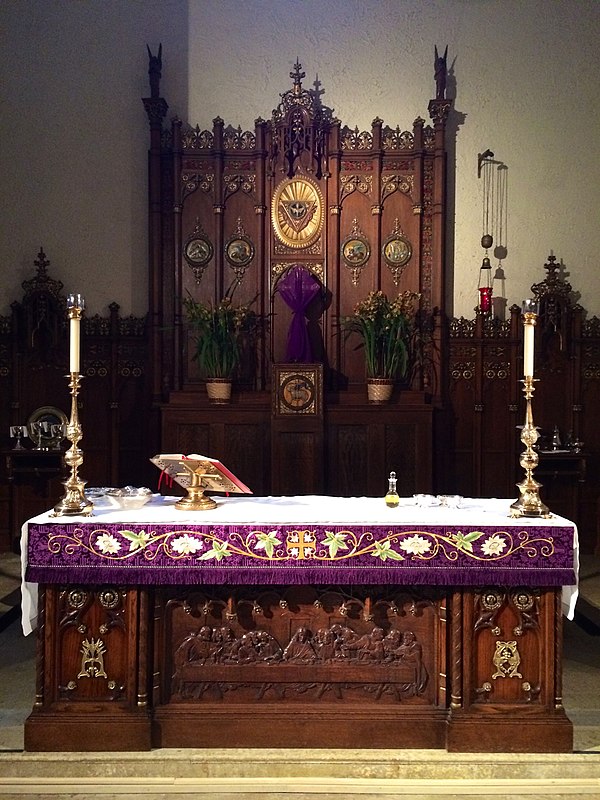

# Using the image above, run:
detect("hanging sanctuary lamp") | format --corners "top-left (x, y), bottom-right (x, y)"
top-left (477, 149), bottom-right (494, 314)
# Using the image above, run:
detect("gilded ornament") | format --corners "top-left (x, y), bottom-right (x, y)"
top-left (341, 219), bottom-right (370, 286)
top-left (68, 589), bottom-right (88, 609)
top-left (224, 174), bottom-right (256, 197)
top-left (491, 640), bottom-right (522, 680)
top-left (340, 126), bottom-right (373, 150)
top-left (481, 590), bottom-right (503, 611)
top-left (99, 588), bottom-right (120, 608)
top-left (78, 637), bottom-right (108, 679)
top-left (381, 127), bottom-right (414, 150)
top-left (223, 127), bottom-right (255, 150)
top-left (381, 174), bottom-right (414, 201)
top-left (271, 177), bottom-right (324, 249)
top-left (340, 174), bottom-right (372, 199)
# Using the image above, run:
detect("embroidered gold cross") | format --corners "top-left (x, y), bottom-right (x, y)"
top-left (286, 530), bottom-right (316, 559)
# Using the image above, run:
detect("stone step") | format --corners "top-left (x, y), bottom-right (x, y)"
top-left (1, 748), bottom-right (600, 777)
top-left (1, 773), bottom-right (600, 799)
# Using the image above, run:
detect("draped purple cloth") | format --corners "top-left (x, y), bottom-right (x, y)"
top-left (25, 520), bottom-right (576, 588)
top-left (278, 266), bottom-right (320, 362)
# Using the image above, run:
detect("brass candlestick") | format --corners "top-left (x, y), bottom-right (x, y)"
top-left (510, 378), bottom-right (550, 519)
top-left (54, 371), bottom-right (93, 516)
top-left (54, 297), bottom-right (93, 516)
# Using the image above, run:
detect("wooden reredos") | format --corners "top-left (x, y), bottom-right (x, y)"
top-left (143, 51), bottom-right (452, 402)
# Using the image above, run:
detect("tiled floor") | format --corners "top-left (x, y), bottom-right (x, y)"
top-left (1, 552), bottom-right (599, 799)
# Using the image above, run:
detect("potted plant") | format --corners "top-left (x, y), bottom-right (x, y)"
top-left (343, 289), bottom-right (420, 402)
top-left (183, 285), bottom-right (259, 403)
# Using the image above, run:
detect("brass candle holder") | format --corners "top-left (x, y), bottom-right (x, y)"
top-left (53, 299), bottom-right (93, 517)
top-left (54, 372), bottom-right (93, 516)
top-left (509, 377), bottom-right (550, 518)
top-left (510, 301), bottom-right (550, 518)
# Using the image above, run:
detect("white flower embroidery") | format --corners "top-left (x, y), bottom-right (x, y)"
top-left (399, 535), bottom-right (431, 555)
top-left (95, 533), bottom-right (121, 555)
top-left (289, 546), bottom-right (299, 557)
top-left (171, 534), bottom-right (204, 555)
top-left (481, 534), bottom-right (507, 556)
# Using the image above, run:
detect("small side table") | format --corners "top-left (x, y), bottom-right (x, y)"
top-left (2, 448), bottom-right (66, 552)
top-left (536, 449), bottom-right (586, 524)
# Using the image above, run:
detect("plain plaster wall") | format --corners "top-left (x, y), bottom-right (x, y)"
top-left (1, 0), bottom-right (599, 318)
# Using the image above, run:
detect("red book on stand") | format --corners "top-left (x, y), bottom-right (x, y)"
top-left (150, 453), bottom-right (252, 495)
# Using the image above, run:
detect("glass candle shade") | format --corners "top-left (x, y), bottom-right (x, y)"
top-left (478, 286), bottom-right (493, 313)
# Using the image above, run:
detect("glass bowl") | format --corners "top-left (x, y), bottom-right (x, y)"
top-left (105, 486), bottom-right (153, 510)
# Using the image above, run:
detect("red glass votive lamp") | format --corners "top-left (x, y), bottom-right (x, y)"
top-left (479, 286), bottom-right (493, 313)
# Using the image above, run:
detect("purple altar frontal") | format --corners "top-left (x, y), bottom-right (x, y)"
top-left (24, 494), bottom-right (577, 589)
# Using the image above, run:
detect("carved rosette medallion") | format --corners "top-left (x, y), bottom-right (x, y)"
top-left (271, 176), bottom-right (324, 249)
top-left (68, 589), bottom-right (88, 609)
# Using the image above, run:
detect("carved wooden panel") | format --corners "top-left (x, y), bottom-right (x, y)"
top-left (24, 585), bottom-right (152, 752)
top-left (25, 582), bottom-right (572, 753)
top-left (160, 584), bottom-right (445, 707)
top-left (271, 428), bottom-right (323, 496)
top-left (446, 587), bottom-right (572, 753)
top-left (327, 400), bottom-right (433, 497)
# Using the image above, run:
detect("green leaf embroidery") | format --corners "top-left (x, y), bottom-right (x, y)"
top-left (254, 531), bottom-right (282, 559)
top-left (322, 530), bottom-right (349, 558)
top-left (371, 539), bottom-right (404, 562)
top-left (119, 529), bottom-right (151, 552)
top-left (451, 530), bottom-right (485, 553)
top-left (199, 540), bottom-right (231, 561)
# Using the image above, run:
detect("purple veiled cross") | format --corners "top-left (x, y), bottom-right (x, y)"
top-left (278, 266), bottom-right (320, 362)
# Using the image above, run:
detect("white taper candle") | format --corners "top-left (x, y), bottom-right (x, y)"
top-left (521, 299), bottom-right (537, 378)
top-left (67, 294), bottom-right (84, 373)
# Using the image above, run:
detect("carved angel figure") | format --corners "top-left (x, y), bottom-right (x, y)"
top-left (434, 45), bottom-right (448, 99)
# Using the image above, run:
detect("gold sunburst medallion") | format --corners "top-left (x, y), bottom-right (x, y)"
top-left (271, 177), bottom-right (324, 249)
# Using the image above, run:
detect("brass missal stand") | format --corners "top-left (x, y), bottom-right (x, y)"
top-left (174, 463), bottom-right (220, 511)
top-left (151, 453), bottom-right (252, 510)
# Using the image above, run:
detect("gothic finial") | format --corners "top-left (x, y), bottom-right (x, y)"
top-left (291, 58), bottom-right (305, 95)
top-left (544, 251), bottom-right (559, 277)
top-left (312, 73), bottom-right (325, 105)
top-left (34, 247), bottom-right (50, 277)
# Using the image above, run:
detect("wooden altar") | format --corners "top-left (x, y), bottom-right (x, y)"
top-left (22, 495), bottom-right (576, 753)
